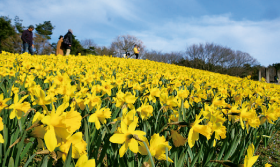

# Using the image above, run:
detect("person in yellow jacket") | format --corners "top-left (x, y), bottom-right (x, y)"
top-left (133, 44), bottom-right (139, 59)
top-left (56, 35), bottom-right (64, 56)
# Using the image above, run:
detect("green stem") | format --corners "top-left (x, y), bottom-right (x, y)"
top-left (143, 142), bottom-right (155, 167)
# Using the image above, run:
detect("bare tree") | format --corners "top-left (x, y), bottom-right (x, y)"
top-left (95, 45), bottom-right (116, 56)
top-left (166, 51), bottom-right (184, 64)
top-left (81, 39), bottom-right (96, 49)
top-left (141, 50), bottom-right (183, 64)
top-left (33, 33), bottom-right (53, 55)
top-left (183, 42), bottom-right (259, 75)
top-left (111, 35), bottom-right (145, 58)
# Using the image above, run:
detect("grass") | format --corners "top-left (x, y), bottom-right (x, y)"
top-left (255, 123), bottom-right (280, 166)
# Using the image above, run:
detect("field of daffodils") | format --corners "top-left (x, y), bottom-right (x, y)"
top-left (0, 51), bottom-right (278, 167)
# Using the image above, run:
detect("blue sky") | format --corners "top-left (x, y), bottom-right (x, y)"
top-left (1, 0), bottom-right (280, 66)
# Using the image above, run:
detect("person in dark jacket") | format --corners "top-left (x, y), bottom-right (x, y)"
top-left (21, 25), bottom-right (34, 55)
top-left (63, 29), bottom-right (73, 56)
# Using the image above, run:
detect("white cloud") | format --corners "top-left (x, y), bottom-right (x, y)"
top-left (0, 0), bottom-right (140, 44)
top-left (130, 15), bottom-right (280, 66)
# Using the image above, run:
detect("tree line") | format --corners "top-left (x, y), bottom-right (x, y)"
top-left (176, 43), bottom-right (261, 79)
top-left (1, 15), bottom-right (261, 79)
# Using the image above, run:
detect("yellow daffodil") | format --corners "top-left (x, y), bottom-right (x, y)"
top-left (148, 87), bottom-right (161, 103)
top-left (9, 94), bottom-right (31, 119)
top-left (84, 92), bottom-right (102, 111)
top-left (41, 103), bottom-right (82, 152)
top-left (136, 103), bottom-right (153, 120)
top-left (0, 117), bottom-right (4, 143)
top-left (170, 130), bottom-right (187, 147)
top-left (101, 80), bottom-right (112, 96)
top-left (260, 105), bottom-right (278, 124)
top-left (138, 133), bottom-right (173, 162)
top-left (188, 113), bottom-right (212, 148)
top-left (109, 120), bottom-right (146, 157)
top-left (89, 107), bottom-right (112, 129)
top-left (0, 93), bottom-right (11, 112)
top-left (265, 163), bottom-right (272, 167)
top-left (59, 132), bottom-right (87, 161)
top-left (75, 154), bottom-right (96, 167)
top-left (244, 143), bottom-right (259, 167)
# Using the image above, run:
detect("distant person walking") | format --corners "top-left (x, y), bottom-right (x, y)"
top-left (21, 25), bottom-right (34, 55)
top-left (133, 44), bottom-right (139, 59)
top-left (56, 35), bottom-right (64, 56)
top-left (63, 29), bottom-right (73, 56)
top-left (274, 75), bottom-right (278, 83)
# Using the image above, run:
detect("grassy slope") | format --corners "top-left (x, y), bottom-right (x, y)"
top-left (255, 123), bottom-right (280, 166)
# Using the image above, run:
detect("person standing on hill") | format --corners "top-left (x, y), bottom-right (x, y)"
top-left (63, 29), bottom-right (73, 56)
top-left (56, 35), bottom-right (64, 56)
top-left (21, 25), bottom-right (34, 55)
top-left (133, 44), bottom-right (139, 59)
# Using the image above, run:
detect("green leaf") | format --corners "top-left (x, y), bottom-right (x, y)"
top-left (127, 150), bottom-right (135, 167)
top-left (143, 142), bottom-right (155, 167)
top-left (23, 153), bottom-right (36, 167)
top-left (8, 157), bottom-right (14, 167)
top-left (63, 144), bottom-right (73, 167)
top-left (41, 155), bottom-right (49, 167)
top-left (178, 149), bottom-right (188, 167)
top-left (217, 139), bottom-right (227, 160)
top-left (110, 120), bottom-right (120, 134)
top-left (224, 132), bottom-right (241, 160)
top-left (165, 147), bottom-right (169, 167)
top-left (84, 120), bottom-right (90, 155)
top-left (97, 136), bottom-right (110, 167)
top-left (190, 145), bottom-right (203, 167)
top-left (20, 137), bottom-right (35, 159)
top-left (187, 146), bottom-right (193, 161)
top-left (14, 129), bottom-right (27, 166)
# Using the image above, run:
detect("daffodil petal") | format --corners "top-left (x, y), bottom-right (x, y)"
top-left (44, 126), bottom-right (57, 152)
top-left (119, 143), bottom-right (128, 157)
top-left (109, 134), bottom-right (126, 144)
top-left (128, 138), bottom-right (138, 154)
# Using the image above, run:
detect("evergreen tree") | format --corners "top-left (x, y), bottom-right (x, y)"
top-left (35, 21), bottom-right (55, 40)
top-left (14, 16), bottom-right (24, 33)
top-left (0, 16), bottom-right (16, 52)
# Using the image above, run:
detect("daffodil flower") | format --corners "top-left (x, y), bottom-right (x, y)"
top-left (0, 117), bottom-right (4, 143)
top-left (138, 133), bottom-right (173, 162)
top-left (136, 103), bottom-right (153, 120)
top-left (170, 130), bottom-right (187, 147)
top-left (84, 92), bottom-right (102, 111)
top-left (244, 143), bottom-right (259, 167)
top-left (59, 132), bottom-right (87, 161)
top-left (75, 154), bottom-right (95, 167)
top-left (89, 107), bottom-right (111, 130)
top-left (41, 103), bottom-right (82, 152)
top-left (0, 93), bottom-right (11, 112)
top-left (188, 113), bottom-right (212, 148)
top-left (109, 120), bottom-right (146, 157)
top-left (9, 94), bottom-right (31, 119)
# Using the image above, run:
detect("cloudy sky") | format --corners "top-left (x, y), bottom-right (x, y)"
top-left (1, 0), bottom-right (280, 66)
